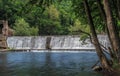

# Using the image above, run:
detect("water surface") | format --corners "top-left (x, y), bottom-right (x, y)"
top-left (0, 51), bottom-right (102, 76)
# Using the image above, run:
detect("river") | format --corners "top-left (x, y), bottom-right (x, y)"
top-left (0, 51), bottom-right (102, 76)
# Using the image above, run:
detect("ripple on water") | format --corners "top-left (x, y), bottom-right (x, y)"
top-left (0, 51), bottom-right (102, 76)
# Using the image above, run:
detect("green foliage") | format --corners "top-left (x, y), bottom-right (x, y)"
top-left (72, 0), bottom-right (106, 33)
top-left (112, 59), bottom-right (120, 71)
top-left (13, 18), bottom-right (38, 36)
top-left (69, 19), bottom-right (90, 42)
top-left (69, 19), bottom-right (90, 34)
top-left (0, 0), bottom-right (119, 36)
top-left (0, 0), bottom-right (114, 35)
top-left (56, 0), bottom-right (74, 34)
top-left (39, 19), bottom-right (62, 35)
top-left (0, 0), bottom-right (75, 35)
top-left (117, 20), bottom-right (120, 32)
top-left (30, 27), bottom-right (39, 36)
top-left (46, 5), bottom-right (60, 20)
top-left (38, 5), bottom-right (62, 35)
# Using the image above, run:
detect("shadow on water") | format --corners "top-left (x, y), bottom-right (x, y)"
top-left (0, 51), bottom-right (103, 76)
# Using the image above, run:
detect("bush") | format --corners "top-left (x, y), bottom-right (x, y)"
top-left (13, 18), bottom-right (38, 36)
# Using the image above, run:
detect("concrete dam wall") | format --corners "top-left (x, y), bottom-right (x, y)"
top-left (7, 35), bottom-right (110, 50)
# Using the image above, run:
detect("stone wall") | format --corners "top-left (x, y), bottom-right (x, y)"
top-left (0, 34), bottom-right (7, 49)
top-left (0, 20), bottom-right (12, 49)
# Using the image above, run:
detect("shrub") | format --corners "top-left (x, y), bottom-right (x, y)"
top-left (13, 18), bottom-right (38, 36)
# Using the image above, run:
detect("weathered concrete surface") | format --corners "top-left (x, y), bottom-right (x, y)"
top-left (7, 35), bottom-right (110, 50)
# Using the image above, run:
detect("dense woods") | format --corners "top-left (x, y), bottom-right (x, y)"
top-left (1, 0), bottom-right (120, 75)
top-left (0, 0), bottom-right (75, 35)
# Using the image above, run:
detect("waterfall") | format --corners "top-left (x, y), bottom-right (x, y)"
top-left (7, 36), bottom-right (46, 49)
top-left (7, 35), bottom-right (110, 50)
top-left (50, 35), bottom-right (94, 50)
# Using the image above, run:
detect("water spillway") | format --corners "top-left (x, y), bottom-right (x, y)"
top-left (7, 35), bottom-right (110, 50)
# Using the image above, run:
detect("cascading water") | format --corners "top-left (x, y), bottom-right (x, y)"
top-left (7, 36), bottom-right (47, 49)
top-left (7, 35), bottom-right (110, 50)
top-left (50, 35), bottom-right (94, 50)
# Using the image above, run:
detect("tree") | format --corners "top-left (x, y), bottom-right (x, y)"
top-left (38, 5), bottom-right (62, 35)
top-left (103, 0), bottom-right (120, 62)
top-left (71, 0), bottom-right (120, 74)
top-left (13, 18), bottom-right (38, 36)
top-left (117, 0), bottom-right (120, 19)
top-left (83, 0), bottom-right (111, 70)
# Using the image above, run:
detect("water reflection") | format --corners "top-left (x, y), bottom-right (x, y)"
top-left (41, 52), bottom-right (58, 76)
top-left (0, 53), bottom-right (10, 76)
top-left (0, 51), bottom-right (102, 76)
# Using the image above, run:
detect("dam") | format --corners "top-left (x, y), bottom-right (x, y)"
top-left (7, 35), bottom-right (110, 50)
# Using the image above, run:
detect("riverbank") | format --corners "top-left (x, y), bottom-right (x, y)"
top-left (0, 49), bottom-right (9, 52)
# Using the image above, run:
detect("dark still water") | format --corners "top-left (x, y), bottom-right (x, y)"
top-left (0, 51), bottom-right (102, 76)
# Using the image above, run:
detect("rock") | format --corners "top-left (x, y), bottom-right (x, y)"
top-left (92, 66), bottom-right (103, 72)
top-left (0, 34), bottom-right (6, 41)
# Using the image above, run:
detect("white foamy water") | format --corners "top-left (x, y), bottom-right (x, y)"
top-left (7, 35), bottom-right (110, 50)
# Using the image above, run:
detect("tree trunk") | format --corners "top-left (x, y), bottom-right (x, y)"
top-left (117, 0), bottom-right (120, 19)
top-left (96, 0), bottom-right (115, 60)
top-left (83, 0), bottom-right (111, 70)
top-left (96, 0), bottom-right (111, 43)
top-left (96, 0), bottom-right (106, 23)
top-left (111, 0), bottom-right (119, 20)
top-left (103, 0), bottom-right (120, 62)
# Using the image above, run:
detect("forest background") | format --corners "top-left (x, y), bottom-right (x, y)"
top-left (0, 0), bottom-right (111, 36)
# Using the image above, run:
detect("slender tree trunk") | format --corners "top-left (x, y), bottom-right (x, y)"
top-left (96, 0), bottom-right (106, 24)
top-left (111, 0), bottom-right (119, 19)
top-left (83, 0), bottom-right (111, 70)
top-left (117, 0), bottom-right (120, 19)
top-left (96, 0), bottom-right (115, 59)
top-left (103, 0), bottom-right (120, 62)
top-left (96, 0), bottom-right (111, 42)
